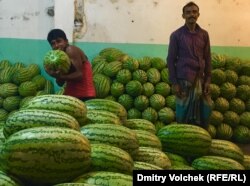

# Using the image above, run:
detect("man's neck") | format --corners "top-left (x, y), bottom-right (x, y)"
top-left (186, 23), bottom-right (197, 32)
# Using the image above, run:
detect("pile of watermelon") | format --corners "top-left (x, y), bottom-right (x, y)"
top-left (0, 95), bottom-right (249, 185)
top-left (91, 48), bottom-right (250, 144)
top-left (0, 49), bottom-right (249, 184)
top-left (0, 59), bottom-right (56, 125)
top-left (208, 53), bottom-right (250, 143)
top-left (91, 48), bottom-right (176, 131)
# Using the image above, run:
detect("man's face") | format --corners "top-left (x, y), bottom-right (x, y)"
top-left (182, 5), bottom-right (200, 24)
top-left (50, 37), bottom-right (68, 51)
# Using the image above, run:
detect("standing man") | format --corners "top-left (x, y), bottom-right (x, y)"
top-left (167, 2), bottom-right (212, 128)
top-left (45, 28), bottom-right (96, 101)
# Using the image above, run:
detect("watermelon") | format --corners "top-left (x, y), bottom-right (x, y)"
top-left (132, 146), bottom-right (171, 169)
top-left (243, 155), bottom-right (250, 170)
top-left (232, 125), bottom-right (250, 144)
top-left (0, 127), bottom-right (91, 185)
top-left (211, 69), bottom-right (226, 85)
top-left (127, 108), bottom-right (142, 119)
top-left (133, 161), bottom-right (163, 170)
top-left (158, 107), bottom-right (175, 124)
top-left (157, 123), bottom-right (212, 157)
top-left (214, 97), bottom-right (229, 113)
top-left (138, 56), bottom-right (151, 71)
top-left (134, 95), bottom-right (149, 111)
top-left (164, 152), bottom-right (189, 166)
top-left (21, 94), bottom-right (87, 125)
top-left (240, 112), bottom-right (250, 128)
top-left (219, 82), bottom-right (236, 100)
top-left (117, 94), bottom-right (134, 110)
top-left (73, 171), bottom-right (133, 186)
top-left (207, 139), bottom-right (244, 163)
top-left (43, 50), bottom-right (71, 74)
top-left (124, 119), bottom-right (156, 134)
top-left (224, 70), bottom-right (238, 85)
top-left (90, 143), bottom-right (133, 174)
top-left (0, 170), bottom-right (24, 186)
top-left (192, 155), bottom-right (245, 170)
top-left (216, 123), bottom-right (233, 140)
top-left (223, 111), bottom-right (240, 128)
top-left (229, 98), bottom-right (245, 115)
top-left (133, 129), bottom-right (162, 150)
top-left (84, 98), bottom-right (127, 123)
top-left (80, 124), bottom-right (139, 158)
top-left (4, 109), bottom-right (80, 138)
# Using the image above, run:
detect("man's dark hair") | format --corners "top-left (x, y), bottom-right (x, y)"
top-left (182, 1), bottom-right (199, 13)
top-left (47, 28), bottom-right (67, 44)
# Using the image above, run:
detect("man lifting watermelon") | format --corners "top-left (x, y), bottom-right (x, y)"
top-left (44, 28), bottom-right (96, 101)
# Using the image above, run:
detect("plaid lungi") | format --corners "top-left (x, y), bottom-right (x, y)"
top-left (175, 78), bottom-right (212, 128)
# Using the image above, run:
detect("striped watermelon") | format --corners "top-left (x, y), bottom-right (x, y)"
top-left (243, 155), bottom-right (250, 170)
top-left (0, 170), bottom-right (24, 186)
top-left (86, 110), bottom-right (121, 125)
top-left (4, 109), bottom-right (80, 138)
top-left (133, 146), bottom-right (171, 169)
top-left (207, 139), bottom-right (244, 163)
top-left (134, 95), bottom-right (149, 111)
top-left (149, 94), bottom-right (165, 111)
top-left (84, 98), bottom-right (127, 123)
top-left (12, 67), bottom-right (33, 85)
top-left (90, 143), bottom-right (133, 174)
top-left (73, 171), bottom-right (133, 186)
top-left (93, 73), bottom-right (111, 98)
top-left (0, 127), bottom-right (91, 185)
top-left (2, 96), bottom-right (22, 112)
top-left (118, 94), bottom-right (134, 110)
top-left (192, 155), bottom-right (245, 170)
top-left (127, 108), bottom-right (142, 119)
top-left (110, 82), bottom-right (125, 97)
top-left (18, 81), bottom-right (38, 96)
top-left (54, 183), bottom-right (95, 186)
top-left (80, 124), bottom-right (139, 157)
top-left (116, 69), bottom-right (132, 84)
top-left (132, 69), bottom-right (148, 84)
top-left (147, 68), bottom-right (161, 84)
top-left (125, 80), bottom-right (143, 97)
top-left (164, 152), bottom-right (189, 166)
top-left (43, 50), bottom-right (71, 74)
top-left (0, 83), bottom-right (18, 98)
top-left (216, 123), bottom-right (233, 140)
top-left (103, 61), bottom-right (123, 78)
top-left (133, 161), bottom-right (163, 170)
top-left (157, 124), bottom-right (212, 157)
top-left (20, 94), bottom-right (87, 125)
top-left (124, 119), bottom-right (156, 134)
top-left (133, 129), bottom-right (162, 150)
top-left (138, 56), bottom-right (151, 71)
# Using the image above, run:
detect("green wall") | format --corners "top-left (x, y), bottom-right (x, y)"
top-left (1, 38), bottom-right (250, 65)
top-left (1, 38), bottom-right (250, 90)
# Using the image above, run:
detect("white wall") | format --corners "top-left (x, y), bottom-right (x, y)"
top-left (0, 0), bottom-right (250, 46)
top-left (81, 0), bottom-right (250, 46)
top-left (0, 0), bottom-right (54, 39)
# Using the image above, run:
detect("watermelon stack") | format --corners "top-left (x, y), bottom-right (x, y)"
top-left (0, 49), bottom-right (250, 185)
top-left (209, 53), bottom-right (250, 144)
top-left (91, 48), bottom-right (175, 130)
top-left (91, 49), bottom-right (250, 144)
top-left (0, 59), bottom-right (56, 125)
top-left (0, 97), bottom-right (249, 185)
top-left (0, 94), bottom-right (92, 185)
